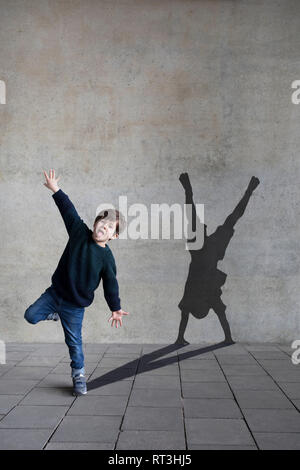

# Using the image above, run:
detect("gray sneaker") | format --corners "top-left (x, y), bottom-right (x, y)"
top-left (72, 374), bottom-right (87, 396)
top-left (46, 313), bottom-right (60, 321)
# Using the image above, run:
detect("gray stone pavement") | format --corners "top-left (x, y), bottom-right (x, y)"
top-left (0, 342), bottom-right (299, 450)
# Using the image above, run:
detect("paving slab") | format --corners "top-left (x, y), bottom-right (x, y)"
top-left (188, 444), bottom-right (257, 450)
top-left (0, 429), bottom-right (52, 450)
top-left (278, 382), bottom-right (300, 399)
top-left (244, 344), bottom-right (282, 352)
top-left (182, 382), bottom-right (233, 398)
top-left (292, 399), bottom-right (300, 410)
top-left (139, 353), bottom-right (179, 364)
top-left (179, 359), bottom-right (221, 370)
top-left (88, 366), bottom-right (135, 381)
top-left (226, 375), bottom-right (278, 391)
top-left (243, 408), bottom-right (300, 433)
top-left (141, 344), bottom-right (174, 353)
top-left (0, 405), bottom-right (68, 428)
top-left (18, 355), bottom-right (64, 367)
top-left (133, 374), bottom-right (181, 390)
top-left (105, 345), bottom-right (143, 354)
top-left (50, 415), bottom-right (122, 442)
top-left (1, 366), bottom-right (52, 380)
top-left (30, 345), bottom-right (67, 356)
top-left (0, 379), bottom-right (38, 395)
top-left (250, 351), bottom-right (290, 360)
top-left (5, 343), bottom-right (38, 352)
top-left (67, 395), bottom-right (128, 416)
top-left (267, 371), bottom-right (300, 382)
top-left (87, 379), bottom-right (133, 396)
top-left (183, 398), bottom-right (242, 418)
top-left (256, 359), bottom-right (298, 369)
top-left (234, 390), bottom-right (294, 409)
top-left (116, 430), bottom-right (186, 450)
top-left (177, 347), bottom-right (216, 360)
top-left (99, 357), bottom-right (139, 369)
top-left (128, 389), bottom-right (182, 408)
top-left (0, 395), bottom-right (23, 414)
top-left (254, 432), bottom-right (300, 450)
top-left (20, 387), bottom-right (76, 406)
top-left (137, 363), bottom-right (179, 376)
top-left (5, 351), bottom-right (32, 361)
top-left (104, 353), bottom-right (141, 359)
top-left (0, 364), bottom-right (17, 377)
top-left (45, 442), bottom-right (114, 450)
top-left (277, 346), bottom-right (293, 355)
top-left (217, 355), bottom-right (258, 365)
top-left (213, 345), bottom-right (250, 356)
top-left (122, 406), bottom-right (184, 431)
top-left (180, 369), bottom-right (226, 382)
top-left (221, 365), bottom-right (268, 376)
top-left (36, 374), bottom-right (74, 389)
top-left (84, 343), bottom-right (109, 353)
top-left (185, 418), bottom-right (255, 446)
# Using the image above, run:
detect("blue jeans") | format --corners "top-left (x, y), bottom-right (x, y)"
top-left (24, 286), bottom-right (85, 377)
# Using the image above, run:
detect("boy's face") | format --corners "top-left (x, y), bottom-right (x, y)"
top-left (92, 218), bottom-right (118, 245)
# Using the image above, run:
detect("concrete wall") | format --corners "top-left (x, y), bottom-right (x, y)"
top-left (1, 0), bottom-right (299, 343)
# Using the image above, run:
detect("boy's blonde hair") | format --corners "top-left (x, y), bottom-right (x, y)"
top-left (94, 209), bottom-right (126, 237)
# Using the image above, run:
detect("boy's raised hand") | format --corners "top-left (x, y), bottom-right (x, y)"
top-left (108, 309), bottom-right (129, 328)
top-left (43, 169), bottom-right (61, 193)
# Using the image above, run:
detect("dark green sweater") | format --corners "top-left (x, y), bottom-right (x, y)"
top-left (51, 189), bottom-right (121, 310)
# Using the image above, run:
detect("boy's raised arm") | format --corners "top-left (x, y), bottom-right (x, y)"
top-left (43, 169), bottom-right (83, 236)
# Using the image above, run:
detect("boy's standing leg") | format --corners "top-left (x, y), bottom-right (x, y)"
top-left (25, 286), bottom-right (87, 396)
top-left (58, 301), bottom-right (86, 396)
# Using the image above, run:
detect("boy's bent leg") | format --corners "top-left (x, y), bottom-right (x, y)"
top-left (24, 288), bottom-right (58, 325)
top-left (58, 303), bottom-right (85, 377)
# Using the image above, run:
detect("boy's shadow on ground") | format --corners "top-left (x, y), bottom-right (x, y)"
top-left (87, 342), bottom-right (231, 391)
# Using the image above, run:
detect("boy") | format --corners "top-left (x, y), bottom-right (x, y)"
top-left (24, 169), bottom-right (129, 396)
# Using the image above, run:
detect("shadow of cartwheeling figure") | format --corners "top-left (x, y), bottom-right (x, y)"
top-left (175, 173), bottom-right (260, 345)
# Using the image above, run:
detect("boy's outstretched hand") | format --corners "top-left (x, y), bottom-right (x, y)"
top-left (43, 169), bottom-right (61, 193)
top-left (108, 309), bottom-right (129, 328)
